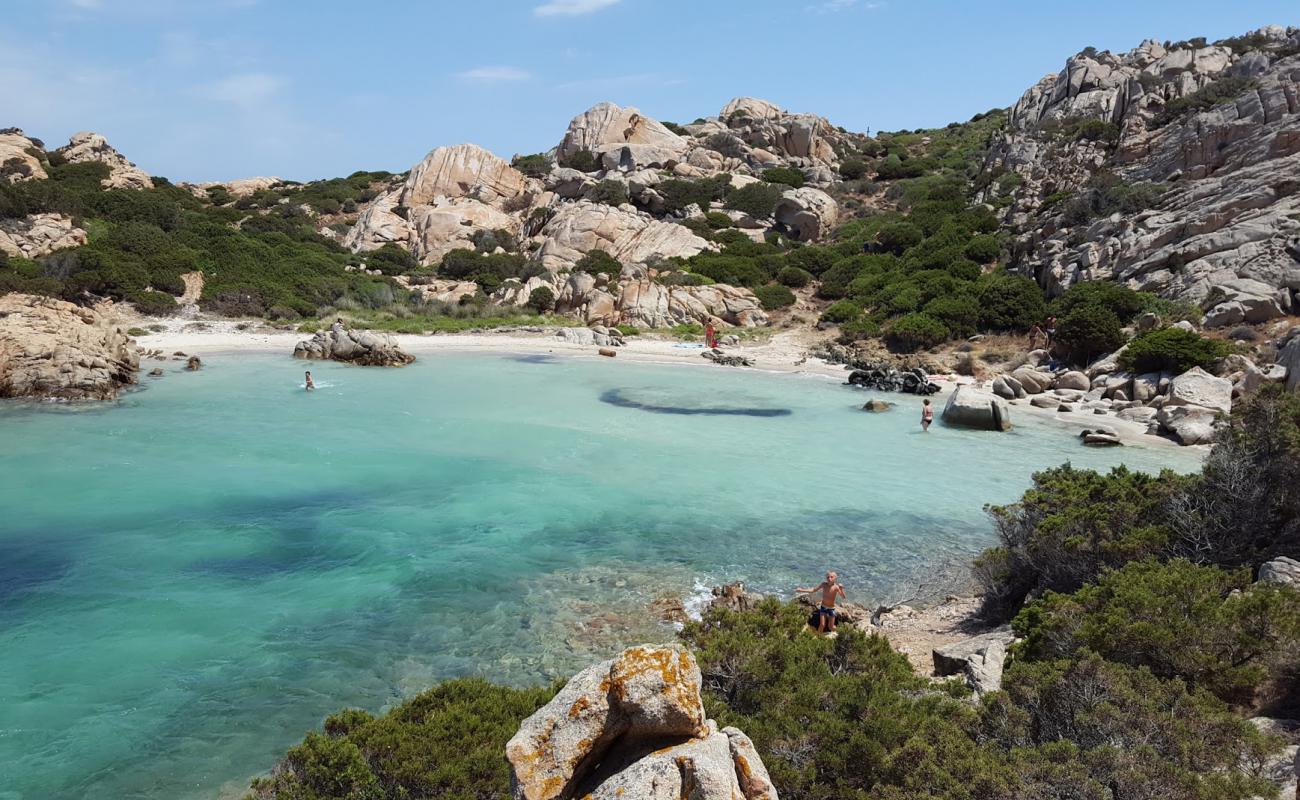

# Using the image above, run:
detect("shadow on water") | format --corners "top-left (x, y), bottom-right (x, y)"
top-left (599, 388), bottom-right (792, 417)
top-left (0, 539), bottom-right (72, 606)
top-left (509, 354), bottom-right (558, 364)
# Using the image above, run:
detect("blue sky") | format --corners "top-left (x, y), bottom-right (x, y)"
top-left (3, 0), bottom-right (1294, 182)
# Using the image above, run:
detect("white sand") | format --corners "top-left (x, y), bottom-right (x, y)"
top-left (132, 319), bottom-right (1199, 454)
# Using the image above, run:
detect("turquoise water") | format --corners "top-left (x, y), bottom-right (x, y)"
top-left (0, 352), bottom-right (1201, 800)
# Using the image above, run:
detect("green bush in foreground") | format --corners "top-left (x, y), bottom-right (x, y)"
top-left (246, 679), bottom-right (554, 800)
top-left (754, 283), bottom-right (796, 311)
top-left (1120, 327), bottom-right (1232, 374)
top-left (1013, 559), bottom-right (1300, 704)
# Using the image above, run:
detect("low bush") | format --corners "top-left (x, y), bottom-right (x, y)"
top-left (526, 286), bottom-right (555, 313)
top-left (976, 274), bottom-right (1048, 331)
top-left (585, 179), bottom-right (629, 207)
top-left (558, 148), bottom-right (600, 172)
top-left (1050, 280), bottom-right (1149, 324)
top-left (573, 250), bottom-right (622, 275)
top-left (1055, 303), bottom-right (1124, 365)
top-left (1013, 559), bottom-right (1300, 705)
top-left (963, 234), bottom-right (1000, 264)
top-left (704, 210), bottom-right (733, 229)
top-left (510, 153), bottom-right (549, 177)
top-left (1120, 326), bottom-right (1232, 374)
top-left (1061, 175), bottom-right (1166, 227)
top-left (724, 183), bottom-right (784, 218)
top-left (658, 175), bottom-right (732, 214)
top-left (129, 289), bottom-right (179, 316)
top-left (820, 299), bottom-right (862, 324)
top-left (1155, 76), bottom-right (1258, 127)
top-left (761, 167), bottom-right (804, 188)
top-left (754, 283), bottom-right (796, 311)
top-left (776, 266), bottom-right (814, 288)
top-left (884, 312), bottom-right (949, 352)
top-left (839, 159), bottom-right (868, 180)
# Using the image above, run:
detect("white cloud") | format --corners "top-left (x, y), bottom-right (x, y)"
top-left (197, 72), bottom-right (287, 109)
top-left (534, 0), bottom-right (619, 17)
top-left (455, 65), bottom-right (532, 82)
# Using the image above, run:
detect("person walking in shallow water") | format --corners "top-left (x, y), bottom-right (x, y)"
top-left (797, 571), bottom-right (846, 634)
top-left (304, 371), bottom-right (314, 391)
top-left (921, 398), bottom-right (934, 431)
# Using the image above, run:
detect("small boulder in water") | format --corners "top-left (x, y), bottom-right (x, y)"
top-left (185, 356), bottom-right (202, 371)
top-left (861, 399), bottom-right (894, 412)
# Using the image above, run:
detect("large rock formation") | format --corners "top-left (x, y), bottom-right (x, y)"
top-left (292, 328), bottom-right (415, 366)
top-left (941, 385), bottom-right (1013, 431)
top-left (0, 128), bottom-right (48, 183)
top-left (0, 293), bottom-right (139, 400)
top-left (53, 131), bottom-right (153, 190)
top-left (534, 201), bottom-right (711, 271)
top-left (555, 102), bottom-right (690, 171)
top-left (986, 27), bottom-right (1300, 321)
top-left (506, 645), bottom-right (777, 800)
top-left (0, 213), bottom-right (88, 258)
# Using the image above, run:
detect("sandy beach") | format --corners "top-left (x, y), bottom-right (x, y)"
top-left (132, 318), bottom-right (1197, 453)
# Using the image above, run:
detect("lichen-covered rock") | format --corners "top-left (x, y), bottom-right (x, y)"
top-left (292, 329), bottom-right (414, 366)
top-left (53, 131), bottom-right (153, 190)
top-left (506, 645), bottom-right (774, 800)
top-left (0, 293), bottom-right (139, 400)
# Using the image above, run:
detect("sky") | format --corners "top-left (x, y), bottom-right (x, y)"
top-left (3, 0), bottom-right (1295, 183)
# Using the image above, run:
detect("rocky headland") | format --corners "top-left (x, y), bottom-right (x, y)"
top-left (0, 292), bottom-right (138, 400)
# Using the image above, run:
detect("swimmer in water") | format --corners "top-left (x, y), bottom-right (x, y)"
top-left (305, 371), bottom-right (315, 391)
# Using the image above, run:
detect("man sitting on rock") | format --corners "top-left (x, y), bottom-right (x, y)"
top-left (330, 317), bottom-right (345, 334)
top-left (797, 570), bottom-right (846, 634)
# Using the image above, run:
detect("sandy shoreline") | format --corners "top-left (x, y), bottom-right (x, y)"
top-left (133, 319), bottom-right (1199, 455)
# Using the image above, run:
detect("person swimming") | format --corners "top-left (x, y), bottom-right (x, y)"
top-left (796, 571), bottom-right (846, 634)
top-left (305, 371), bottom-right (315, 391)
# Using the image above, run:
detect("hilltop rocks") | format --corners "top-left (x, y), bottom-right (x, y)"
top-left (505, 645), bottom-right (775, 800)
top-left (989, 28), bottom-right (1300, 314)
top-left (556, 102), bottom-right (689, 171)
top-left (0, 213), bottom-right (88, 258)
top-left (54, 131), bottom-right (153, 190)
top-left (0, 128), bottom-right (47, 183)
top-left (535, 201), bottom-right (710, 271)
top-left (718, 97), bottom-right (842, 165)
top-left (0, 293), bottom-right (139, 401)
top-left (399, 143), bottom-right (530, 207)
top-left (942, 385), bottom-right (1012, 431)
top-left (292, 328), bottom-right (414, 366)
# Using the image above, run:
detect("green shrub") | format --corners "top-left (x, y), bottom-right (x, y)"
top-left (1050, 280), bottom-right (1149, 324)
top-left (783, 245), bottom-right (840, 276)
top-left (585, 179), bottom-right (629, 206)
top-left (982, 653), bottom-right (1282, 800)
top-left (247, 679), bottom-right (554, 800)
top-left (558, 148), bottom-right (600, 172)
top-left (1155, 76), bottom-right (1258, 127)
top-left (366, 243), bottom-right (419, 276)
top-left (724, 183), bottom-right (784, 218)
top-left (875, 222), bottom-right (923, 254)
top-left (511, 153), bottom-right (549, 177)
top-left (126, 327), bottom-right (149, 337)
top-left (922, 295), bottom-right (980, 338)
top-left (776, 266), bottom-right (813, 288)
top-left (760, 167), bottom-right (804, 188)
top-left (703, 211), bottom-right (733, 229)
top-left (885, 312), bottom-right (949, 352)
top-left (1071, 118), bottom-right (1121, 143)
top-left (526, 286), bottom-right (555, 313)
top-left (1013, 559), bottom-right (1300, 704)
top-left (1061, 176), bottom-right (1166, 226)
top-left (1120, 327), bottom-right (1231, 374)
top-left (573, 250), bottom-right (622, 275)
top-left (975, 465), bottom-right (1186, 618)
top-left (839, 159), bottom-right (868, 180)
top-left (820, 299), bottom-right (862, 324)
top-left (1056, 303), bottom-right (1124, 364)
top-left (658, 175), bottom-right (731, 214)
top-left (976, 275), bottom-right (1047, 331)
top-left (754, 284), bottom-right (796, 311)
top-left (836, 318), bottom-right (881, 343)
top-left (129, 289), bottom-right (179, 316)
top-left (875, 153), bottom-right (925, 180)
top-left (963, 234), bottom-right (1000, 263)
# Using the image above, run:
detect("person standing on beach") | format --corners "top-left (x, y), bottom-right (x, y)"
top-left (796, 571), bottom-right (846, 634)
top-left (705, 321), bottom-right (717, 349)
top-left (305, 371), bottom-right (315, 391)
top-left (921, 398), bottom-right (934, 431)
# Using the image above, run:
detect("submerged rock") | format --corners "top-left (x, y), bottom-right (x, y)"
top-left (0, 293), bottom-right (139, 401)
top-left (292, 328), bottom-right (415, 366)
top-left (506, 645), bottom-right (775, 800)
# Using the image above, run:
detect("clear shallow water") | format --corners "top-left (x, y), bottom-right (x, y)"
top-left (0, 352), bottom-right (1201, 800)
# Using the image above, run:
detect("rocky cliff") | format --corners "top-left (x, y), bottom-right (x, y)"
top-left (0, 293), bottom-right (138, 400)
top-left (984, 25), bottom-right (1300, 327)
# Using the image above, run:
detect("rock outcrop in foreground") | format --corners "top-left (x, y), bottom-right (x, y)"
top-left (0, 293), bottom-right (139, 400)
top-left (506, 644), bottom-right (777, 800)
top-left (292, 328), bottom-right (415, 366)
